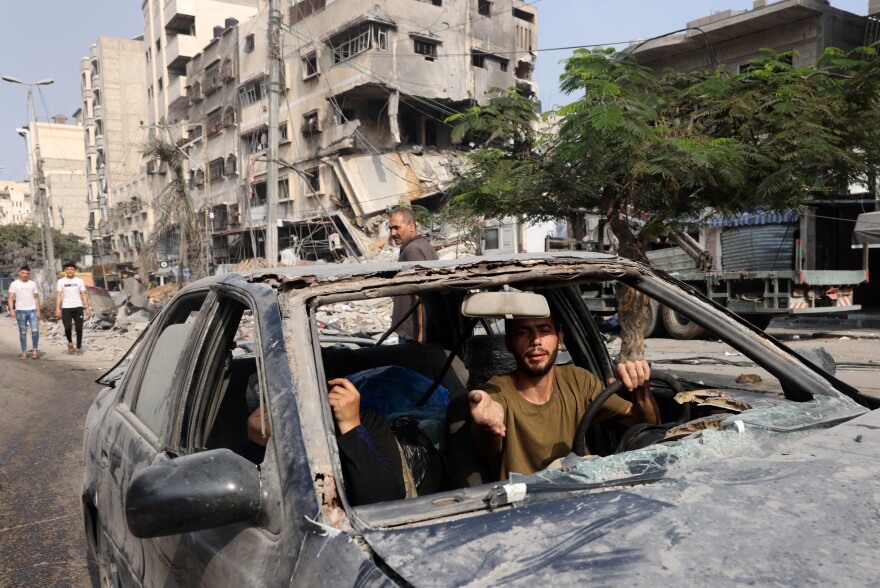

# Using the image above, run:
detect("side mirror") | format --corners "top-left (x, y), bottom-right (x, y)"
top-left (126, 449), bottom-right (261, 538)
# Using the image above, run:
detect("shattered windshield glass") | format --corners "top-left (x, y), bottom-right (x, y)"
top-left (505, 393), bottom-right (867, 501)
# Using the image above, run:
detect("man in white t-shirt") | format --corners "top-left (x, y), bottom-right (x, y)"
top-left (8, 264), bottom-right (41, 359)
top-left (55, 261), bottom-right (91, 355)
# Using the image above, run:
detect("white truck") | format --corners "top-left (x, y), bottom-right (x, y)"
top-left (574, 213), bottom-right (870, 339)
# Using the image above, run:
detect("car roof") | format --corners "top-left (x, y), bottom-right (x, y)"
top-left (198, 252), bottom-right (640, 290)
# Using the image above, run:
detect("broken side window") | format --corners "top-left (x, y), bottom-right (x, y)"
top-left (302, 109), bottom-right (322, 135)
top-left (129, 294), bottom-right (208, 437)
top-left (330, 24), bottom-right (389, 64)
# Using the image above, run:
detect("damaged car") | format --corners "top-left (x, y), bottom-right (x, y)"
top-left (81, 253), bottom-right (879, 587)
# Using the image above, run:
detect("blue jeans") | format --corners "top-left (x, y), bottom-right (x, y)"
top-left (15, 309), bottom-right (39, 352)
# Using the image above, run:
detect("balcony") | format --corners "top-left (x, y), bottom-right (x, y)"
top-left (166, 32), bottom-right (199, 76)
top-left (167, 73), bottom-right (188, 108)
top-left (164, 0), bottom-right (196, 34)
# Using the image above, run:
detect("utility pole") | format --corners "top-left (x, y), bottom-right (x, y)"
top-left (266, 0), bottom-right (282, 266)
top-left (3, 75), bottom-right (56, 281)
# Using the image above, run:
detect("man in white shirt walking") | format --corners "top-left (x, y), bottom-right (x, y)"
top-left (55, 261), bottom-right (91, 355)
top-left (7, 265), bottom-right (41, 359)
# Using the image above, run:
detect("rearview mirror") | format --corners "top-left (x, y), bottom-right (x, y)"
top-left (126, 449), bottom-right (262, 538)
top-left (461, 292), bottom-right (550, 319)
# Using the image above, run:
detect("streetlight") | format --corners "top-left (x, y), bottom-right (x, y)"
top-left (3, 75), bottom-right (56, 283)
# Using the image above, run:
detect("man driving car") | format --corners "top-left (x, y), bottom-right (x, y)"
top-left (469, 312), bottom-right (660, 480)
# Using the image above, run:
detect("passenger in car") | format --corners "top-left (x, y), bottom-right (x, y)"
top-left (243, 378), bottom-right (407, 505)
top-left (468, 313), bottom-right (660, 480)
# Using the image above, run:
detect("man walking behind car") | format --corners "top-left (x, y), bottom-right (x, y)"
top-left (389, 207), bottom-right (438, 343)
top-left (8, 264), bottom-right (41, 360)
top-left (55, 261), bottom-right (91, 355)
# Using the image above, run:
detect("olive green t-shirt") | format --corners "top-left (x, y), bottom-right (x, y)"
top-left (484, 365), bottom-right (632, 480)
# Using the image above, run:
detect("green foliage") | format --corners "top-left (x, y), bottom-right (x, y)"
top-left (0, 223), bottom-right (89, 275)
top-left (447, 87), bottom-right (539, 157)
top-left (445, 46), bottom-right (880, 262)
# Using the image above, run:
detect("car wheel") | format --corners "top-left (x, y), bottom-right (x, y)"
top-left (643, 299), bottom-right (665, 338)
top-left (661, 306), bottom-right (706, 340)
top-left (95, 519), bottom-right (121, 588)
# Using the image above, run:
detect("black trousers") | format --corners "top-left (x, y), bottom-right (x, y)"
top-left (61, 307), bottom-right (84, 348)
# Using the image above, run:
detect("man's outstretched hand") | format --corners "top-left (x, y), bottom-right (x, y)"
top-left (469, 390), bottom-right (506, 437)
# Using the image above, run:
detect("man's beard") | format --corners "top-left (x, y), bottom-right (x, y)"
top-left (515, 345), bottom-right (559, 377)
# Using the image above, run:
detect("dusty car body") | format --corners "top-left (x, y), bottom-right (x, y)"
top-left (81, 253), bottom-right (879, 587)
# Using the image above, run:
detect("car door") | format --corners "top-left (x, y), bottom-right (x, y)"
top-left (138, 277), bottom-right (314, 587)
top-left (96, 289), bottom-right (213, 586)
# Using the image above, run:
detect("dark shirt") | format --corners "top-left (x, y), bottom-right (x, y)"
top-left (337, 411), bottom-right (405, 505)
top-left (391, 235), bottom-right (438, 341)
top-left (240, 411), bottom-right (404, 506)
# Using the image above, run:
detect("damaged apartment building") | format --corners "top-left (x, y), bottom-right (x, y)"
top-left (181, 0), bottom-right (538, 265)
top-left (85, 0), bottom-right (261, 278)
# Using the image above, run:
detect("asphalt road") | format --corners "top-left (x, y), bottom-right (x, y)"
top-left (0, 326), bottom-right (112, 587)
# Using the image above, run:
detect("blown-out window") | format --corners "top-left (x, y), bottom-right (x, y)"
top-left (330, 24), bottom-right (389, 64)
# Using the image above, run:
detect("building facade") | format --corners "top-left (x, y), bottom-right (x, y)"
top-left (22, 119), bottom-right (91, 244)
top-left (141, 0), bottom-right (261, 131)
top-left (0, 181), bottom-right (30, 225)
top-left (183, 22), bottom-right (245, 265)
top-left (90, 0), bottom-right (537, 269)
top-left (79, 36), bottom-right (149, 273)
top-left (182, 0), bottom-right (539, 264)
top-left (131, 0), bottom-right (261, 271)
top-left (631, 0), bottom-right (866, 73)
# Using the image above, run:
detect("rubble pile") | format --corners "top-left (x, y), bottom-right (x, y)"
top-left (316, 298), bottom-right (394, 338)
top-left (144, 283), bottom-right (179, 307)
top-left (32, 229), bottom-right (471, 358)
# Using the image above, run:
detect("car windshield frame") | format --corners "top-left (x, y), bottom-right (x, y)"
top-left (281, 256), bottom-right (870, 529)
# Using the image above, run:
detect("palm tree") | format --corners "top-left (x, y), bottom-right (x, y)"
top-left (139, 135), bottom-right (206, 284)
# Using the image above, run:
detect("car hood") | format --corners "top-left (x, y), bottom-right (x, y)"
top-left (362, 407), bottom-right (880, 587)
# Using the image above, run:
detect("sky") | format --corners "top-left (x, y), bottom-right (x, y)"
top-left (0, 0), bottom-right (869, 183)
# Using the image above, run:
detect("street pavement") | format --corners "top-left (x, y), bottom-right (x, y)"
top-left (634, 317), bottom-right (880, 401)
top-left (0, 318), bottom-right (116, 587)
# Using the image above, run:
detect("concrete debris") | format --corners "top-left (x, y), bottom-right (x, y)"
top-left (316, 298), bottom-right (394, 338)
top-left (87, 286), bottom-right (120, 329)
top-left (235, 257), bottom-right (269, 271)
top-left (144, 283), bottom-right (179, 309)
top-left (122, 277), bottom-right (149, 309)
top-left (735, 373), bottom-right (763, 384)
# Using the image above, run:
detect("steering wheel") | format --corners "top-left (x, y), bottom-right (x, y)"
top-left (572, 371), bottom-right (685, 457)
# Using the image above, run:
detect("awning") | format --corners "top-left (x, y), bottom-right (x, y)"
top-left (852, 211), bottom-right (880, 248)
top-left (708, 210), bottom-right (797, 228)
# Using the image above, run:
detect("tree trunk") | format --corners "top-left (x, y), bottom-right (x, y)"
top-left (603, 194), bottom-right (650, 362)
top-left (616, 283), bottom-right (647, 361)
top-left (567, 213), bottom-right (586, 244)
